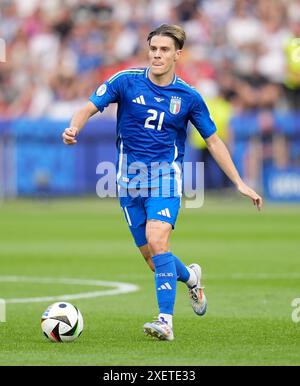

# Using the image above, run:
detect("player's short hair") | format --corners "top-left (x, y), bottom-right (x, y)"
top-left (147, 24), bottom-right (186, 50)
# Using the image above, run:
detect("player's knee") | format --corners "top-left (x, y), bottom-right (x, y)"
top-left (147, 236), bottom-right (168, 256)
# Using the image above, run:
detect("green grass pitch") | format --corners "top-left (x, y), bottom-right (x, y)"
top-left (0, 196), bottom-right (299, 366)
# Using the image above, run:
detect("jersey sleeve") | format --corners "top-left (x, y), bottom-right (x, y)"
top-left (89, 75), bottom-right (122, 112)
top-left (189, 91), bottom-right (217, 139)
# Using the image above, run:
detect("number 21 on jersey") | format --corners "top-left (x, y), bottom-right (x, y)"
top-left (144, 109), bottom-right (165, 131)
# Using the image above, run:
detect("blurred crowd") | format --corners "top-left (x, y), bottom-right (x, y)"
top-left (1, 0), bottom-right (300, 118)
top-left (1, 0), bottom-right (300, 185)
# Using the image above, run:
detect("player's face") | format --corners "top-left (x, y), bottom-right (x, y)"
top-left (148, 35), bottom-right (181, 77)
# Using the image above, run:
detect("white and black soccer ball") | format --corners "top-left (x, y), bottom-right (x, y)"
top-left (41, 302), bottom-right (83, 342)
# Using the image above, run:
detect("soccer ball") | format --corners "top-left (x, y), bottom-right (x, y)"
top-left (41, 302), bottom-right (83, 342)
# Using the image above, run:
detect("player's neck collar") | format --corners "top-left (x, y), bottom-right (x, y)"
top-left (145, 67), bottom-right (177, 87)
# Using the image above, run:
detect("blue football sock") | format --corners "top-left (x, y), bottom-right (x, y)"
top-left (152, 252), bottom-right (177, 316)
top-left (173, 254), bottom-right (190, 282)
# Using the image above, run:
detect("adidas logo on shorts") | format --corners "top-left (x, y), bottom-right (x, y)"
top-left (157, 208), bottom-right (171, 218)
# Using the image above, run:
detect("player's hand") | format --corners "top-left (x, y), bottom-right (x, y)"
top-left (62, 127), bottom-right (78, 145)
top-left (237, 182), bottom-right (263, 211)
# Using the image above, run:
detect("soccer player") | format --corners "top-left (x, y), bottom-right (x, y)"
top-left (62, 24), bottom-right (263, 341)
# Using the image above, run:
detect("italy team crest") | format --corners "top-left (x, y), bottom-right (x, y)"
top-left (169, 96), bottom-right (181, 115)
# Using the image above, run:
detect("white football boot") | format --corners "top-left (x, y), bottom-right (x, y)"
top-left (188, 263), bottom-right (207, 316)
top-left (143, 320), bottom-right (174, 341)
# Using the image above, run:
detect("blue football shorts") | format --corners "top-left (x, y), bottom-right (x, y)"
top-left (119, 189), bottom-right (181, 247)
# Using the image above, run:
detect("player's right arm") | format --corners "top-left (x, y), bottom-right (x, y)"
top-left (62, 102), bottom-right (98, 145)
top-left (62, 72), bottom-right (123, 145)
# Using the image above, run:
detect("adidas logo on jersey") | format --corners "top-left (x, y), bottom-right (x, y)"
top-left (157, 208), bottom-right (171, 218)
top-left (132, 95), bottom-right (146, 105)
top-left (157, 282), bottom-right (172, 291)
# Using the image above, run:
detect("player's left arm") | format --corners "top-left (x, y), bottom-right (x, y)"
top-left (205, 133), bottom-right (263, 211)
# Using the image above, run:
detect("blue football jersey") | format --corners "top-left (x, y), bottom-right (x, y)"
top-left (89, 67), bottom-right (216, 195)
